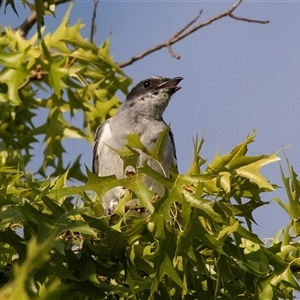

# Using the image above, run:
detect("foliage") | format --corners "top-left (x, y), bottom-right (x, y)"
top-left (0, 3), bottom-right (131, 181)
top-left (0, 129), bottom-right (300, 299)
top-left (2, 0), bottom-right (59, 38)
top-left (1, 4), bottom-right (300, 300)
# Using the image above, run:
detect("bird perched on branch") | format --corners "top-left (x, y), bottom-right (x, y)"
top-left (92, 76), bottom-right (183, 214)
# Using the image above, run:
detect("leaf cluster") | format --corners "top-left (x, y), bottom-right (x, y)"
top-left (0, 3), bottom-right (131, 181)
top-left (0, 131), bottom-right (300, 299)
top-left (2, 0), bottom-right (59, 38)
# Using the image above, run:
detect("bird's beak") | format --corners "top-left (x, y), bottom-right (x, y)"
top-left (155, 77), bottom-right (183, 92)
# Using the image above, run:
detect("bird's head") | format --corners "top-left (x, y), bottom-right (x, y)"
top-left (122, 76), bottom-right (183, 119)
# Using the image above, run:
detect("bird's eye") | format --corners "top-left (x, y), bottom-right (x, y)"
top-left (143, 81), bottom-right (150, 88)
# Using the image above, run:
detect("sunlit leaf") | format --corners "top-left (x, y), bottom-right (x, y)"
top-left (236, 153), bottom-right (280, 190)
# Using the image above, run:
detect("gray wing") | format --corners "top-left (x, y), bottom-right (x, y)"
top-left (168, 129), bottom-right (177, 161)
top-left (92, 124), bottom-right (105, 175)
top-left (163, 121), bottom-right (177, 167)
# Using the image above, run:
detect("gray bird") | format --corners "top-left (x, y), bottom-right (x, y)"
top-left (92, 76), bottom-right (183, 214)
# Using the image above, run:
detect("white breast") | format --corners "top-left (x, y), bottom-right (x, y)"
top-left (95, 122), bottom-right (124, 179)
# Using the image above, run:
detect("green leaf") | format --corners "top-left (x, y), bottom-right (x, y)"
top-left (4, 0), bottom-right (19, 17)
top-left (0, 51), bottom-right (30, 104)
top-left (49, 168), bottom-right (155, 213)
top-left (236, 153), bottom-right (280, 190)
top-left (34, 0), bottom-right (45, 39)
top-left (183, 190), bottom-right (224, 223)
top-left (0, 236), bottom-right (55, 300)
top-left (187, 133), bottom-right (207, 175)
top-left (15, 201), bottom-right (96, 241)
top-left (219, 171), bottom-right (231, 194)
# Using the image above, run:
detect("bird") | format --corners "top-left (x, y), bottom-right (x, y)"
top-left (92, 76), bottom-right (183, 214)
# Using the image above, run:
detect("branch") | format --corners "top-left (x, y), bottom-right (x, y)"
top-left (166, 9), bottom-right (203, 59)
top-left (229, 13), bottom-right (270, 24)
top-left (117, 0), bottom-right (270, 68)
top-left (90, 0), bottom-right (100, 43)
top-left (14, 0), bottom-right (71, 38)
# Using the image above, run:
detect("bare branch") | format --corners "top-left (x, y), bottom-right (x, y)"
top-left (166, 9), bottom-right (203, 59)
top-left (172, 9), bottom-right (203, 40)
top-left (90, 0), bottom-right (100, 43)
top-left (14, 0), bottom-right (71, 38)
top-left (117, 0), bottom-right (269, 68)
top-left (229, 13), bottom-right (270, 24)
top-left (167, 42), bottom-right (180, 59)
top-left (16, 11), bottom-right (38, 38)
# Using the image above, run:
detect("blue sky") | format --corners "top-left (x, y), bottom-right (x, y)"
top-left (2, 1), bottom-right (300, 239)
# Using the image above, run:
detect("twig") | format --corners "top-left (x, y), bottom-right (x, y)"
top-left (166, 9), bottom-right (203, 59)
top-left (117, 0), bottom-right (269, 68)
top-left (18, 65), bottom-right (48, 90)
top-left (90, 0), bottom-right (100, 43)
top-left (173, 9), bottom-right (203, 40)
top-left (166, 42), bottom-right (180, 60)
top-left (229, 13), bottom-right (270, 24)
